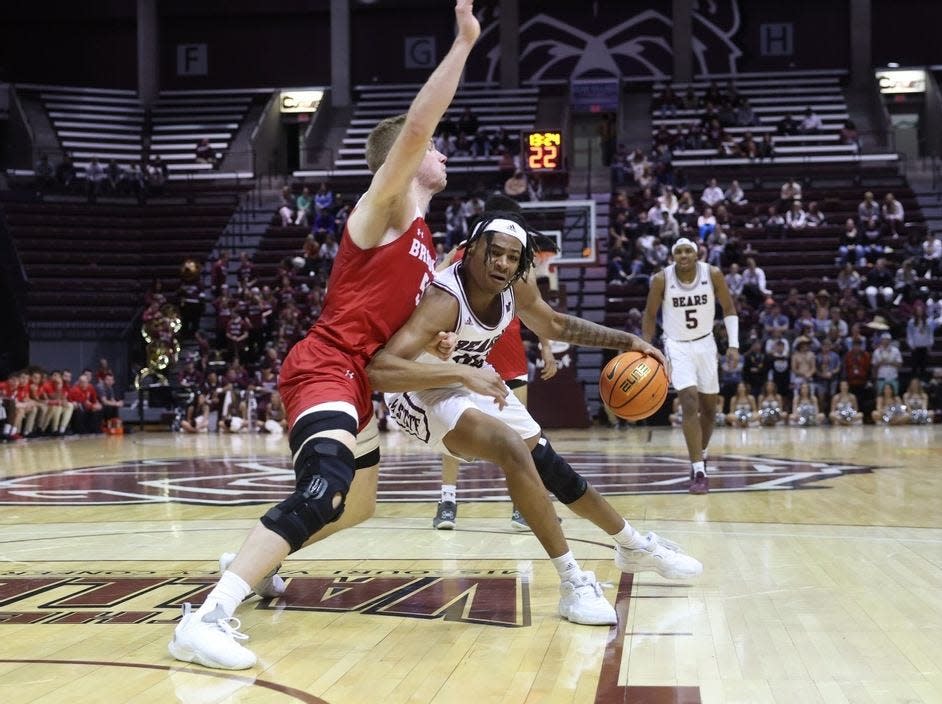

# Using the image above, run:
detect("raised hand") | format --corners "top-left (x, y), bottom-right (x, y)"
top-left (455, 0), bottom-right (481, 45)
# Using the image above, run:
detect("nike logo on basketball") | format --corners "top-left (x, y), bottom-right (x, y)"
top-left (606, 365), bottom-right (617, 381)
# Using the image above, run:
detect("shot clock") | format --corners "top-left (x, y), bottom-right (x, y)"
top-left (523, 130), bottom-right (564, 171)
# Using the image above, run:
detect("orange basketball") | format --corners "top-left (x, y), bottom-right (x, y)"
top-left (599, 351), bottom-right (669, 421)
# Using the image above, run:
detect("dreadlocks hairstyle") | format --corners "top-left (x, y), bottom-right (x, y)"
top-left (465, 210), bottom-right (537, 287)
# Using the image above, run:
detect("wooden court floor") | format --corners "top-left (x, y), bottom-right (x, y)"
top-left (0, 424), bottom-right (940, 704)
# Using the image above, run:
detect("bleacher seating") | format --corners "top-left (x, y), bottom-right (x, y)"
top-left (149, 88), bottom-right (268, 177)
top-left (2, 200), bottom-right (239, 326)
top-left (23, 85), bottom-right (145, 173)
top-left (294, 83), bottom-right (540, 180)
top-left (649, 71), bottom-right (899, 171)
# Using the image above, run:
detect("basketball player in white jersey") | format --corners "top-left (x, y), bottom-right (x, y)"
top-left (642, 237), bottom-right (739, 494)
top-left (368, 213), bottom-right (703, 626)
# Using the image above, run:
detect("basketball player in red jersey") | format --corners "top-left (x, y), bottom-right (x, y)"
top-left (168, 0), bottom-right (495, 670)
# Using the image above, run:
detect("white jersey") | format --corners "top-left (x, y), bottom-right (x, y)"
top-left (417, 261), bottom-right (515, 370)
top-left (661, 261), bottom-right (716, 341)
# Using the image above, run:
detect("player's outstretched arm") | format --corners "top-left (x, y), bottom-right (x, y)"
top-left (366, 286), bottom-right (507, 406)
top-left (514, 280), bottom-right (666, 368)
top-left (642, 271), bottom-right (665, 343)
top-left (352, 0), bottom-right (480, 247)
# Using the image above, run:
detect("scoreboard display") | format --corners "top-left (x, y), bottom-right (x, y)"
top-left (523, 130), bottom-right (563, 171)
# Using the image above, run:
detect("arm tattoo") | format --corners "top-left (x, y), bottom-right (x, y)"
top-left (557, 315), bottom-right (641, 350)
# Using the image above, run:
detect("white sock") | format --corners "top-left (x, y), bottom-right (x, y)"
top-left (610, 520), bottom-right (647, 549)
top-left (550, 551), bottom-right (583, 584)
top-left (691, 460), bottom-right (706, 477)
top-left (441, 484), bottom-right (457, 503)
top-left (196, 570), bottom-right (251, 619)
top-left (702, 448), bottom-right (708, 462)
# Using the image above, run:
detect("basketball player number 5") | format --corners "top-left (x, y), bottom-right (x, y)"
top-left (685, 309), bottom-right (698, 329)
top-left (416, 272), bottom-right (431, 306)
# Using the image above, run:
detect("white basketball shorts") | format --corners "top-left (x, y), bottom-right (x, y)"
top-left (664, 334), bottom-right (720, 394)
top-left (385, 385), bottom-right (541, 459)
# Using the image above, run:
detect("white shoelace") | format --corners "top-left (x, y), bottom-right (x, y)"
top-left (644, 531), bottom-right (684, 554)
top-left (213, 616), bottom-right (250, 642)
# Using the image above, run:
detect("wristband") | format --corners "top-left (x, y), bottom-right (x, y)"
top-left (724, 315), bottom-right (739, 348)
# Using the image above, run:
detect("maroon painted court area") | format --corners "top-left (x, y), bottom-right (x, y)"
top-left (0, 453), bottom-right (876, 506)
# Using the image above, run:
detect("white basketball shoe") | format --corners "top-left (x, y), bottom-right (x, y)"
top-left (168, 602), bottom-right (257, 670)
top-left (219, 552), bottom-right (286, 599)
top-left (615, 532), bottom-right (703, 580)
top-left (558, 571), bottom-right (617, 625)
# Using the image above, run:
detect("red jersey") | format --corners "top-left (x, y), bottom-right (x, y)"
top-left (310, 215), bottom-right (436, 364)
top-left (68, 384), bottom-right (99, 409)
top-left (280, 214), bottom-right (436, 430)
top-left (451, 248), bottom-right (527, 381)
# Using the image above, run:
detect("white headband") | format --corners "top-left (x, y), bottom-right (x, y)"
top-left (482, 217), bottom-right (528, 247)
top-left (671, 237), bottom-right (697, 255)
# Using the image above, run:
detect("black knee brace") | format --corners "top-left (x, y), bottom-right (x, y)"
top-left (262, 411), bottom-right (357, 552)
top-left (531, 438), bottom-right (587, 504)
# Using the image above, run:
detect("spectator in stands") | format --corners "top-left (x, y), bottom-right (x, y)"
top-left (906, 304), bottom-right (937, 380)
top-left (724, 180), bottom-right (746, 205)
top-left (237, 252), bottom-right (256, 290)
top-left (598, 112), bottom-right (617, 165)
top-left (653, 87), bottom-right (679, 117)
top-left (56, 153), bottom-right (76, 191)
top-left (659, 211), bottom-right (679, 246)
top-left (278, 186), bottom-right (297, 226)
top-left (871, 332), bottom-right (903, 394)
top-left (128, 163), bottom-right (147, 203)
top-left (697, 206), bottom-right (716, 242)
top-left (147, 155), bottom-right (168, 194)
top-left (785, 200), bottom-right (807, 233)
top-left (210, 251), bottom-right (229, 297)
top-left (776, 113), bottom-right (799, 136)
top-left (815, 338), bottom-right (842, 405)
top-left (85, 157), bottom-right (106, 202)
top-left (863, 257), bottom-right (895, 309)
top-left (294, 187), bottom-right (313, 226)
top-left (780, 177), bottom-right (802, 204)
top-left (319, 233), bottom-right (339, 269)
top-left (921, 231), bottom-right (941, 278)
top-left (314, 182), bottom-right (334, 215)
top-left (196, 138), bottom-right (218, 166)
top-left (444, 196), bottom-right (467, 249)
top-left (843, 337), bottom-right (871, 403)
top-left (34, 153), bottom-right (55, 193)
top-left (756, 132), bottom-right (775, 159)
top-left (762, 205), bottom-right (785, 235)
top-left (840, 120), bottom-right (861, 152)
top-left (629, 149), bottom-right (650, 183)
top-left (837, 261), bottom-right (862, 292)
top-left (724, 262), bottom-right (744, 298)
top-left (735, 132), bottom-right (758, 159)
top-left (178, 274), bottom-right (204, 339)
top-left (95, 372), bottom-right (124, 424)
top-left (857, 190), bottom-right (881, 231)
top-left (606, 246), bottom-right (632, 284)
top-left (805, 201), bottom-right (826, 227)
top-left (104, 159), bottom-right (124, 193)
top-left (742, 257), bottom-right (772, 306)
top-left (882, 193), bottom-right (905, 238)
top-left (799, 107), bottom-right (823, 134)
top-left (837, 218), bottom-right (867, 266)
top-left (657, 184), bottom-right (678, 213)
top-left (735, 99), bottom-right (759, 127)
top-left (700, 178), bottom-right (724, 208)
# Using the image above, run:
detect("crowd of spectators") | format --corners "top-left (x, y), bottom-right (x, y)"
top-left (34, 151), bottom-right (171, 204)
top-left (636, 81), bottom-right (862, 168)
top-left (0, 359), bottom-right (124, 442)
top-left (606, 155), bottom-right (942, 425)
